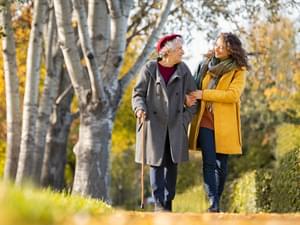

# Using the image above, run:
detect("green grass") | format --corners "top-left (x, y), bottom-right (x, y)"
top-left (173, 185), bottom-right (209, 213)
top-left (0, 182), bottom-right (113, 225)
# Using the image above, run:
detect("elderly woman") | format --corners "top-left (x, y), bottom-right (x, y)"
top-left (187, 32), bottom-right (250, 212)
top-left (132, 34), bottom-right (197, 212)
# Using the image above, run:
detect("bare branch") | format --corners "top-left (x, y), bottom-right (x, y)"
top-left (55, 84), bottom-right (73, 105)
top-left (102, 0), bottom-right (133, 84)
top-left (87, 0), bottom-right (110, 71)
top-left (53, 0), bottom-right (90, 106)
top-left (119, 0), bottom-right (174, 92)
top-left (72, 0), bottom-right (107, 104)
top-left (126, 21), bottom-right (156, 48)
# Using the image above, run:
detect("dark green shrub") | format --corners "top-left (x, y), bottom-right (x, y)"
top-left (255, 169), bottom-right (272, 212)
top-left (110, 148), bottom-right (151, 210)
top-left (173, 185), bottom-right (209, 213)
top-left (228, 143), bottom-right (274, 181)
top-left (271, 149), bottom-right (300, 212)
top-left (177, 151), bottom-right (202, 193)
top-left (221, 169), bottom-right (272, 213)
top-left (110, 149), bottom-right (202, 209)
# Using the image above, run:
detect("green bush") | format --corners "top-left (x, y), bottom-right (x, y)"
top-left (110, 148), bottom-right (150, 210)
top-left (111, 149), bottom-right (203, 210)
top-left (221, 169), bottom-right (272, 213)
top-left (271, 148), bottom-right (300, 212)
top-left (173, 185), bottom-right (209, 213)
top-left (275, 123), bottom-right (300, 159)
top-left (255, 169), bottom-right (272, 212)
top-left (227, 143), bottom-right (274, 181)
top-left (177, 151), bottom-right (202, 193)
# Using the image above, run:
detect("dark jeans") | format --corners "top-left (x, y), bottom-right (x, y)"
top-left (150, 135), bottom-right (177, 208)
top-left (198, 127), bottom-right (228, 209)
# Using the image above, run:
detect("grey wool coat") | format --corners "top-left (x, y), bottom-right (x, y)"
top-left (132, 60), bottom-right (198, 166)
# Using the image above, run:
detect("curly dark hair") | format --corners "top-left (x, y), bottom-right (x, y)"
top-left (218, 32), bottom-right (250, 70)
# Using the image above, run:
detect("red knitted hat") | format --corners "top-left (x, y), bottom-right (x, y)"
top-left (156, 34), bottom-right (182, 53)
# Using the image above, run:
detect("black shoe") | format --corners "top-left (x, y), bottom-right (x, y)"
top-left (164, 200), bottom-right (172, 212)
top-left (154, 200), bottom-right (165, 212)
top-left (207, 206), bottom-right (220, 213)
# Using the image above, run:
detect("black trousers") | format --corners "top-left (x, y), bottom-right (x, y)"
top-left (149, 133), bottom-right (177, 206)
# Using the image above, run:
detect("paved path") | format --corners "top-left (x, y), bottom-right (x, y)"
top-left (70, 212), bottom-right (300, 225)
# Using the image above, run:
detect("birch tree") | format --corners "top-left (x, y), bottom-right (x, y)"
top-left (48, 0), bottom-right (300, 200)
top-left (32, 2), bottom-right (63, 183)
top-left (0, 0), bottom-right (21, 181)
top-left (2, 0), bottom-right (298, 200)
top-left (16, 0), bottom-right (47, 184)
top-left (51, 0), bottom-right (174, 200)
top-left (41, 68), bottom-right (75, 190)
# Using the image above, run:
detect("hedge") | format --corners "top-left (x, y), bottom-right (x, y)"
top-left (177, 151), bottom-right (202, 193)
top-left (221, 149), bottom-right (300, 213)
top-left (271, 148), bottom-right (300, 212)
top-left (221, 169), bottom-right (272, 213)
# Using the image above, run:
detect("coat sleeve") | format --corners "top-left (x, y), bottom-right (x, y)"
top-left (202, 69), bottom-right (246, 103)
top-left (183, 66), bottom-right (199, 124)
top-left (132, 64), bottom-right (150, 115)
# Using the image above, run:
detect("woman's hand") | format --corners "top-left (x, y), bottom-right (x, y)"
top-left (185, 94), bottom-right (197, 107)
top-left (190, 90), bottom-right (203, 100)
top-left (136, 109), bottom-right (146, 119)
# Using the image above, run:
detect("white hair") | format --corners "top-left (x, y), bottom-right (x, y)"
top-left (158, 36), bottom-right (183, 58)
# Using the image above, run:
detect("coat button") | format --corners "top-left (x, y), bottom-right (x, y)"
top-left (153, 111), bottom-right (157, 114)
top-left (177, 110), bottom-right (180, 113)
top-left (176, 92), bottom-right (179, 95)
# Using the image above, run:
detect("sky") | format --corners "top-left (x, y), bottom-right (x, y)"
top-left (184, 20), bottom-right (237, 72)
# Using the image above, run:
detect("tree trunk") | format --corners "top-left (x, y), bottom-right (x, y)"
top-left (52, 0), bottom-right (174, 200)
top-left (41, 69), bottom-right (74, 189)
top-left (33, 7), bottom-right (61, 183)
top-left (41, 117), bottom-right (71, 190)
top-left (72, 108), bottom-right (114, 200)
top-left (72, 0), bottom-right (106, 103)
top-left (102, 0), bottom-right (133, 85)
top-left (0, 0), bottom-right (21, 181)
top-left (87, 0), bottom-right (110, 69)
top-left (16, 0), bottom-right (48, 184)
top-left (54, 0), bottom-right (111, 199)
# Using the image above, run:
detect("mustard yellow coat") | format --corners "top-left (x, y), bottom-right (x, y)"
top-left (188, 67), bottom-right (246, 154)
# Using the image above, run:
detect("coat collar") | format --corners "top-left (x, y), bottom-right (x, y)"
top-left (145, 60), bottom-right (185, 85)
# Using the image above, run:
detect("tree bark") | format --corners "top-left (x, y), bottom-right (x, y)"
top-left (53, 0), bottom-right (90, 103)
top-left (87, 0), bottom-right (110, 71)
top-left (16, 0), bottom-right (48, 184)
top-left (41, 69), bottom-right (74, 190)
top-left (72, 108), bottom-right (114, 199)
top-left (72, 0), bottom-right (106, 103)
top-left (0, 0), bottom-right (21, 181)
top-left (52, 0), bottom-right (174, 200)
top-left (54, 0), bottom-right (111, 199)
top-left (33, 4), bottom-right (61, 183)
top-left (102, 0), bottom-right (133, 86)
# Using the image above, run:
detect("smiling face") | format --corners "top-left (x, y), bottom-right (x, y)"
top-left (167, 42), bottom-right (184, 64)
top-left (214, 36), bottom-right (230, 60)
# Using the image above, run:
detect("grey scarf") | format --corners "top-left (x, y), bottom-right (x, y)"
top-left (194, 56), bottom-right (237, 111)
